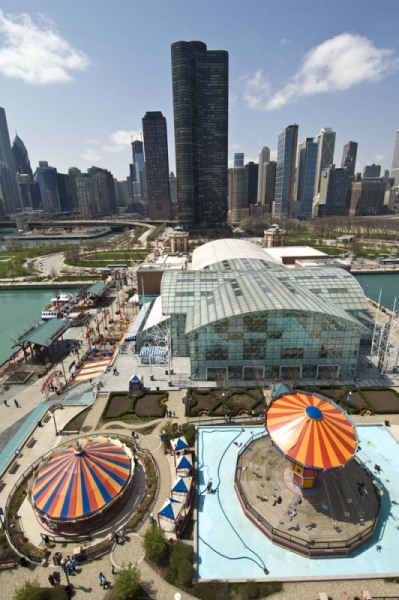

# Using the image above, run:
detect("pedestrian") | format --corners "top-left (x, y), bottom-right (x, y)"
top-left (48, 574), bottom-right (55, 587)
top-left (111, 564), bottom-right (115, 575)
top-left (98, 572), bottom-right (106, 587)
top-left (172, 410), bottom-right (176, 418)
top-left (43, 534), bottom-right (50, 547)
top-left (375, 464), bottom-right (382, 473)
top-left (14, 399), bottom-right (20, 408)
top-left (4, 400), bottom-right (8, 407)
top-left (70, 558), bottom-right (76, 573)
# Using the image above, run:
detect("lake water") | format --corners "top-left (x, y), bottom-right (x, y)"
top-left (354, 272), bottom-right (399, 310)
top-left (0, 288), bottom-right (78, 365)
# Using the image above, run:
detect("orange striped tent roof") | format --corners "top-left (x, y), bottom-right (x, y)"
top-left (32, 438), bottom-right (132, 520)
top-left (266, 392), bottom-right (357, 470)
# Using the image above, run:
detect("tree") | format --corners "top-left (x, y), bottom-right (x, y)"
top-left (143, 524), bottom-right (167, 562)
top-left (114, 562), bottom-right (141, 600)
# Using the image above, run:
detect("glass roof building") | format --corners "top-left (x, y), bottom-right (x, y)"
top-left (160, 239), bottom-right (369, 382)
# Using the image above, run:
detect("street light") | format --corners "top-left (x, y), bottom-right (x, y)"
top-left (0, 508), bottom-right (5, 530)
top-left (52, 412), bottom-right (59, 436)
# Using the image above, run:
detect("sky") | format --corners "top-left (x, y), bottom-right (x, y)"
top-left (1, 0), bottom-right (399, 180)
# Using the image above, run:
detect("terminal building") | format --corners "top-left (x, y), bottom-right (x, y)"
top-left (138, 239), bottom-right (369, 383)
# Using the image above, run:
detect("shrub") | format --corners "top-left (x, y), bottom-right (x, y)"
top-left (169, 540), bottom-right (193, 571)
top-left (143, 526), bottom-right (167, 563)
top-left (181, 424), bottom-right (195, 447)
top-left (178, 559), bottom-right (194, 587)
top-left (114, 562), bottom-right (141, 600)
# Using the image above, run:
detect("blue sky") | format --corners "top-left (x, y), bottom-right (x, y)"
top-left (1, 0), bottom-right (399, 179)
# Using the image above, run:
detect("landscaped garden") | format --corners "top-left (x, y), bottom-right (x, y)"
top-left (303, 385), bottom-right (399, 415)
top-left (185, 388), bottom-right (265, 417)
top-left (103, 391), bottom-right (167, 421)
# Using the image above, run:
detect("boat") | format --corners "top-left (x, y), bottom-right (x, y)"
top-left (41, 293), bottom-right (75, 321)
top-left (67, 311), bottom-right (90, 327)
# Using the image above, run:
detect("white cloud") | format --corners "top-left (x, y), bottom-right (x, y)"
top-left (243, 69), bottom-right (270, 109)
top-left (375, 154), bottom-right (384, 162)
top-left (80, 148), bottom-right (101, 162)
top-left (0, 10), bottom-right (90, 84)
top-left (102, 129), bottom-right (141, 153)
top-left (245, 33), bottom-right (399, 111)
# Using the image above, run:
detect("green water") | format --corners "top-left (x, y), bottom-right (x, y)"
top-left (355, 272), bottom-right (399, 310)
top-left (0, 288), bottom-right (78, 365)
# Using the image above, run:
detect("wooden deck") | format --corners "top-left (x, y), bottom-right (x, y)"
top-left (235, 437), bottom-right (380, 556)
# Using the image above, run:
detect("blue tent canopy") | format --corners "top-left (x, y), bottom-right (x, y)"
top-left (129, 375), bottom-right (141, 383)
top-left (176, 455), bottom-right (192, 471)
top-left (158, 497), bottom-right (182, 521)
top-left (172, 476), bottom-right (192, 494)
top-left (171, 437), bottom-right (188, 453)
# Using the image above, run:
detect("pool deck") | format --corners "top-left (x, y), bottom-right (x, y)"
top-left (236, 436), bottom-right (380, 557)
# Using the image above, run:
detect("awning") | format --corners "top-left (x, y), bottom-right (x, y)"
top-left (158, 497), bottom-right (183, 521)
top-left (14, 319), bottom-right (69, 348)
top-left (171, 476), bottom-right (192, 495)
top-left (125, 302), bottom-right (151, 341)
top-left (170, 437), bottom-right (188, 453)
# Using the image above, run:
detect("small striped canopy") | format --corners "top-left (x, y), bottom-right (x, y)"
top-left (170, 437), bottom-right (188, 453)
top-left (32, 438), bottom-right (132, 520)
top-left (266, 392), bottom-right (357, 470)
top-left (171, 476), bottom-right (192, 495)
top-left (158, 497), bottom-right (183, 521)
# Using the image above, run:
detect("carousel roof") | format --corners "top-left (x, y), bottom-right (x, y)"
top-left (32, 438), bottom-right (132, 520)
top-left (266, 392), bottom-right (357, 470)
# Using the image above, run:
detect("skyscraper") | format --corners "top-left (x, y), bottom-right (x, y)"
top-left (274, 125), bottom-right (298, 217)
top-left (0, 107), bottom-right (20, 213)
top-left (341, 141), bottom-right (358, 177)
top-left (228, 167), bottom-right (246, 223)
top-left (296, 137), bottom-right (318, 218)
top-left (34, 161), bottom-right (61, 212)
top-left (390, 130), bottom-right (399, 186)
top-left (363, 164), bottom-right (381, 178)
top-left (313, 127), bottom-right (336, 198)
top-left (234, 153), bottom-right (244, 168)
top-left (256, 146), bottom-right (271, 205)
top-left (142, 111), bottom-right (172, 220)
top-left (131, 140), bottom-right (145, 206)
top-left (244, 161), bottom-right (258, 206)
top-left (317, 165), bottom-right (350, 217)
top-left (12, 134), bottom-right (34, 180)
top-left (172, 40), bottom-right (229, 227)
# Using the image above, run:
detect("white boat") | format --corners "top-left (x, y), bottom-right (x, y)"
top-left (41, 293), bottom-right (75, 321)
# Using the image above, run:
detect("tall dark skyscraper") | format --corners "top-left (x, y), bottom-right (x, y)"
top-left (142, 111), bottom-right (172, 220)
top-left (341, 141), bottom-right (358, 177)
top-left (297, 137), bottom-right (318, 218)
top-left (131, 140), bottom-right (145, 206)
top-left (274, 124), bottom-right (298, 217)
top-left (244, 161), bottom-right (258, 205)
top-left (0, 107), bottom-right (20, 213)
top-left (12, 134), bottom-right (33, 180)
top-left (171, 40), bottom-right (228, 227)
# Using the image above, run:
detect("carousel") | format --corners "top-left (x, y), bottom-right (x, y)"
top-left (234, 390), bottom-right (381, 557)
top-left (31, 437), bottom-right (134, 535)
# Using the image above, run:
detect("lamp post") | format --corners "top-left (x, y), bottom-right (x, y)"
top-left (52, 411), bottom-right (59, 436)
top-left (0, 508), bottom-right (5, 530)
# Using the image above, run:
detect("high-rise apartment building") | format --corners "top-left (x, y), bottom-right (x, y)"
top-left (87, 166), bottom-right (117, 215)
top-left (313, 127), bottom-right (336, 199)
top-left (390, 130), bottom-right (399, 186)
top-left (363, 164), bottom-right (381, 178)
top-left (297, 137), bottom-right (318, 218)
top-left (34, 161), bottom-right (61, 212)
top-left (228, 167), bottom-right (247, 223)
top-left (0, 107), bottom-right (20, 213)
top-left (274, 125), bottom-right (298, 217)
top-left (142, 111), bottom-right (172, 220)
top-left (349, 178), bottom-right (386, 216)
top-left (317, 165), bottom-right (350, 217)
top-left (172, 40), bottom-right (228, 227)
top-left (234, 153), bottom-right (244, 168)
top-left (57, 173), bottom-right (74, 212)
top-left (341, 141), bottom-right (358, 177)
top-left (256, 147), bottom-right (271, 205)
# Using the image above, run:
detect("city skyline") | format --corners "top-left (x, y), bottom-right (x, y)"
top-left (0, 1), bottom-right (399, 180)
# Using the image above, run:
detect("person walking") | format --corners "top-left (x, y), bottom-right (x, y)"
top-left (98, 572), bottom-right (106, 587)
top-left (4, 400), bottom-right (8, 407)
top-left (14, 399), bottom-right (20, 408)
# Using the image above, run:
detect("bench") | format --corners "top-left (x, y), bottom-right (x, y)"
top-left (9, 463), bottom-right (19, 474)
top-left (0, 562), bottom-right (17, 571)
top-left (0, 481), bottom-right (6, 493)
top-left (26, 438), bottom-right (36, 449)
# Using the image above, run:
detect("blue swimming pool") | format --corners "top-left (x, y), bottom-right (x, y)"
top-left (196, 425), bottom-right (399, 581)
